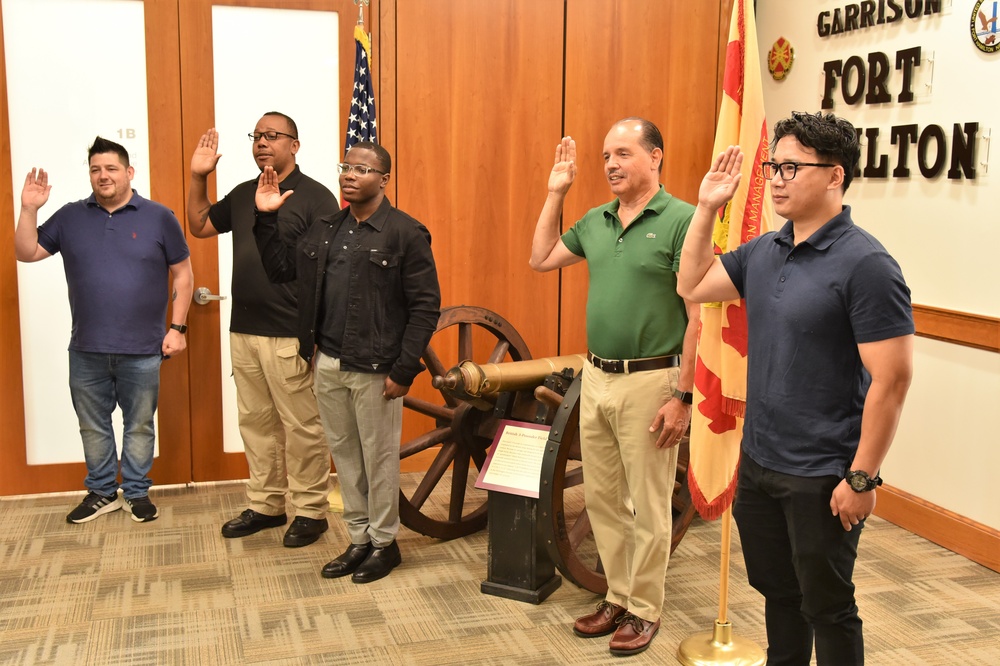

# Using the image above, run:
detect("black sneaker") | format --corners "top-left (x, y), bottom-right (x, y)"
top-left (124, 496), bottom-right (159, 523)
top-left (66, 491), bottom-right (123, 524)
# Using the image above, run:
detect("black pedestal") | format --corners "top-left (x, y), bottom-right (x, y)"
top-left (480, 491), bottom-right (562, 604)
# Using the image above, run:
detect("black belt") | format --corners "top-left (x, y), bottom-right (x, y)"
top-left (587, 352), bottom-right (680, 374)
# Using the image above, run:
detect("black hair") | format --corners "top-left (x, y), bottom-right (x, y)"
top-left (262, 111), bottom-right (299, 139)
top-left (771, 111), bottom-right (861, 191)
top-left (88, 136), bottom-right (130, 167)
top-left (350, 141), bottom-right (391, 173)
top-left (613, 117), bottom-right (664, 173)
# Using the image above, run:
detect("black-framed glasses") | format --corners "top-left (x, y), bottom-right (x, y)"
top-left (761, 161), bottom-right (836, 181)
top-left (248, 131), bottom-right (297, 142)
top-left (336, 163), bottom-right (386, 176)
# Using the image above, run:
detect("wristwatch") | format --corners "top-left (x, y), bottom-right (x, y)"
top-left (672, 389), bottom-right (693, 405)
top-left (170, 323), bottom-right (188, 334)
top-left (845, 469), bottom-right (882, 492)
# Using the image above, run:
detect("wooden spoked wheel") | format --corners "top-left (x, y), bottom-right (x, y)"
top-left (538, 375), bottom-right (697, 594)
top-left (399, 305), bottom-right (531, 539)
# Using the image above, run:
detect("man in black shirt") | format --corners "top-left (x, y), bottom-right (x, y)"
top-left (254, 141), bottom-right (441, 583)
top-left (187, 112), bottom-right (339, 548)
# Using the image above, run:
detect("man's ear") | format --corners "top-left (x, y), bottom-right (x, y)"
top-left (650, 147), bottom-right (663, 172)
top-left (828, 164), bottom-right (845, 191)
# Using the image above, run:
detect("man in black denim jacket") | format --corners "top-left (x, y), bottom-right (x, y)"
top-left (254, 141), bottom-right (441, 584)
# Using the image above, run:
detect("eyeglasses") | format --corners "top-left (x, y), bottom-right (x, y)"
top-left (247, 131), bottom-right (297, 142)
top-left (336, 163), bottom-right (386, 176)
top-left (761, 161), bottom-right (836, 181)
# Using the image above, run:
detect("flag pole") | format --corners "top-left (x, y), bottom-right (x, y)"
top-left (677, 507), bottom-right (764, 665)
top-left (354, 0), bottom-right (369, 28)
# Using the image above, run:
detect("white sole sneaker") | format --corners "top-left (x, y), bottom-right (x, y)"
top-left (66, 493), bottom-right (123, 524)
top-left (123, 497), bottom-right (159, 523)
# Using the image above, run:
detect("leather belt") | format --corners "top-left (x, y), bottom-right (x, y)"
top-left (587, 351), bottom-right (679, 374)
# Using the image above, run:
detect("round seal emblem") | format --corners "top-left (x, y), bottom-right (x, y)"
top-left (768, 37), bottom-right (794, 81)
top-left (972, 0), bottom-right (1000, 53)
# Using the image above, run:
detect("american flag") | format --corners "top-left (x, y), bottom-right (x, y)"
top-left (345, 24), bottom-right (377, 154)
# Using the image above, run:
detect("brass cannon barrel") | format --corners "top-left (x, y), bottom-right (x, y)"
top-left (432, 354), bottom-right (586, 400)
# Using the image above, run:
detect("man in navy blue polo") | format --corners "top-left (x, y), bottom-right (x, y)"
top-left (678, 112), bottom-right (914, 665)
top-left (14, 136), bottom-right (192, 525)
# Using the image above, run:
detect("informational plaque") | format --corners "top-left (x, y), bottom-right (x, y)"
top-left (475, 420), bottom-right (552, 498)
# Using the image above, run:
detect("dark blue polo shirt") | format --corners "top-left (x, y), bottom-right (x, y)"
top-left (720, 206), bottom-right (913, 477)
top-left (37, 191), bottom-right (190, 355)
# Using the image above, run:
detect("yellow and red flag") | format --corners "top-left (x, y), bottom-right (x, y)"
top-left (688, 0), bottom-right (774, 520)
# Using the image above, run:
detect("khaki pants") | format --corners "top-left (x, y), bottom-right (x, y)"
top-left (230, 333), bottom-right (331, 519)
top-left (579, 362), bottom-right (680, 622)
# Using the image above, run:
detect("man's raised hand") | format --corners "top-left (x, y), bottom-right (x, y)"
top-left (699, 145), bottom-right (744, 211)
top-left (21, 168), bottom-right (52, 211)
top-left (547, 136), bottom-right (578, 195)
top-left (255, 166), bottom-right (293, 212)
top-left (191, 128), bottom-right (223, 177)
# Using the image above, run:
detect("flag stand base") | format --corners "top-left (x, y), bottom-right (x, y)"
top-left (677, 620), bottom-right (766, 666)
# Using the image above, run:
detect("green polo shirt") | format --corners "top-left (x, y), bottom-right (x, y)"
top-left (562, 186), bottom-right (695, 359)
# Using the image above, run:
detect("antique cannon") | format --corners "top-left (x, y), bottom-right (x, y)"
top-left (398, 305), bottom-right (697, 594)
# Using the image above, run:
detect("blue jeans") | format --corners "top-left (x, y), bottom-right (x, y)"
top-left (733, 454), bottom-right (864, 666)
top-left (68, 351), bottom-right (161, 499)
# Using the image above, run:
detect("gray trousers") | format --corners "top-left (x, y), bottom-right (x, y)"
top-left (314, 352), bottom-right (401, 547)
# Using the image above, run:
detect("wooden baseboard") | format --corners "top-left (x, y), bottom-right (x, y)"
top-left (874, 484), bottom-right (1000, 573)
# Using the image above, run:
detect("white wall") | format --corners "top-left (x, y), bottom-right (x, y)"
top-left (756, 1), bottom-right (1000, 529)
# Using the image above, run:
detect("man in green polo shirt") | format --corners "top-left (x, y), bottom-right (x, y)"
top-left (529, 118), bottom-right (698, 657)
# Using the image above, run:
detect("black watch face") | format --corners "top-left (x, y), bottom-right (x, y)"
top-left (849, 472), bottom-right (869, 491)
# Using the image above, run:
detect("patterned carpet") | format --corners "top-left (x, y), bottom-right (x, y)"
top-left (0, 475), bottom-right (998, 665)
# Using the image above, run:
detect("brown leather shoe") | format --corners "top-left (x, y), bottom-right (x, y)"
top-left (609, 612), bottom-right (660, 656)
top-left (573, 601), bottom-right (627, 637)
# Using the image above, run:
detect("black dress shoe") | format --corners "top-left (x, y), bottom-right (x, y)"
top-left (351, 541), bottom-right (402, 584)
top-left (221, 509), bottom-right (287, 538)
top-left (283, 516), bottom-right (329, 548)
top-left (321, 543), bottom-right (373, 579)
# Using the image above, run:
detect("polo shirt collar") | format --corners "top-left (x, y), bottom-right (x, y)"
top-left (774, 205), bottom-right (854, 250)
top-left (280, 164), bottom-right (303, 191)
top-left (605, 185), bottom-right (671, 225)
top-left (85, 189), bottom-right (142, 212)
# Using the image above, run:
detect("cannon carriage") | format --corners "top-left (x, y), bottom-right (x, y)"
top-left (396, 305), bottom-right (698, 594)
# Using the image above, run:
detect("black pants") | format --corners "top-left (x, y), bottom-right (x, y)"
top-left (733, 455), bottom-right (864, 666)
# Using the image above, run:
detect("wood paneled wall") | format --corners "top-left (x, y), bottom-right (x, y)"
top-left (385, 0), bottom-right (729, 360)
top-left (559, 1), bottom-right (727, 355)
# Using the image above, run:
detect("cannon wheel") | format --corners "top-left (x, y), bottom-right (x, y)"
top-left (399, 305), bottom-right (531, 539)
top-left (538, 374), bottom-right (698, 594)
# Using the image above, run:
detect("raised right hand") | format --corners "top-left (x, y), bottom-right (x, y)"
top-left (21, 168), bottom-right (52, 211)
top-left (255, 166), bottom-right (293, 212)
top-left (698, 145), bottom-right (743, 211)
top-left (547, 136), bottom-right (577, 195)
top-left (191, 128), bottom-right (222, 176)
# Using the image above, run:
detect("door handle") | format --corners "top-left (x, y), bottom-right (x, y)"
top-left (194, 287), bottom-right (227, 306)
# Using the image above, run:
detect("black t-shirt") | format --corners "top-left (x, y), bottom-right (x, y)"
top-left (209, 166), bottom-right (338, 337)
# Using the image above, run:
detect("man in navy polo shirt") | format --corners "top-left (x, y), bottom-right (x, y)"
top-left (678, 112), bottom-right (914, 665)
top-left (14, 136), bottom-right (193, 525)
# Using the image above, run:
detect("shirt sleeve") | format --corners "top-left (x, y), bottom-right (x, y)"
top-left (668, 205), bottom-right (695, 272)
top-left (720, 245), bottom-right (747, 298)
top-left (36, 219), bottom-right (60, 255)
top-left (845, 251), bottom-right (914, 343)
top-left (162, 211), bottom-right (191, 265)
top-left (560, 220), bottom-right (585, 257)
top-left (208, 191), bottom-right (234, 234)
